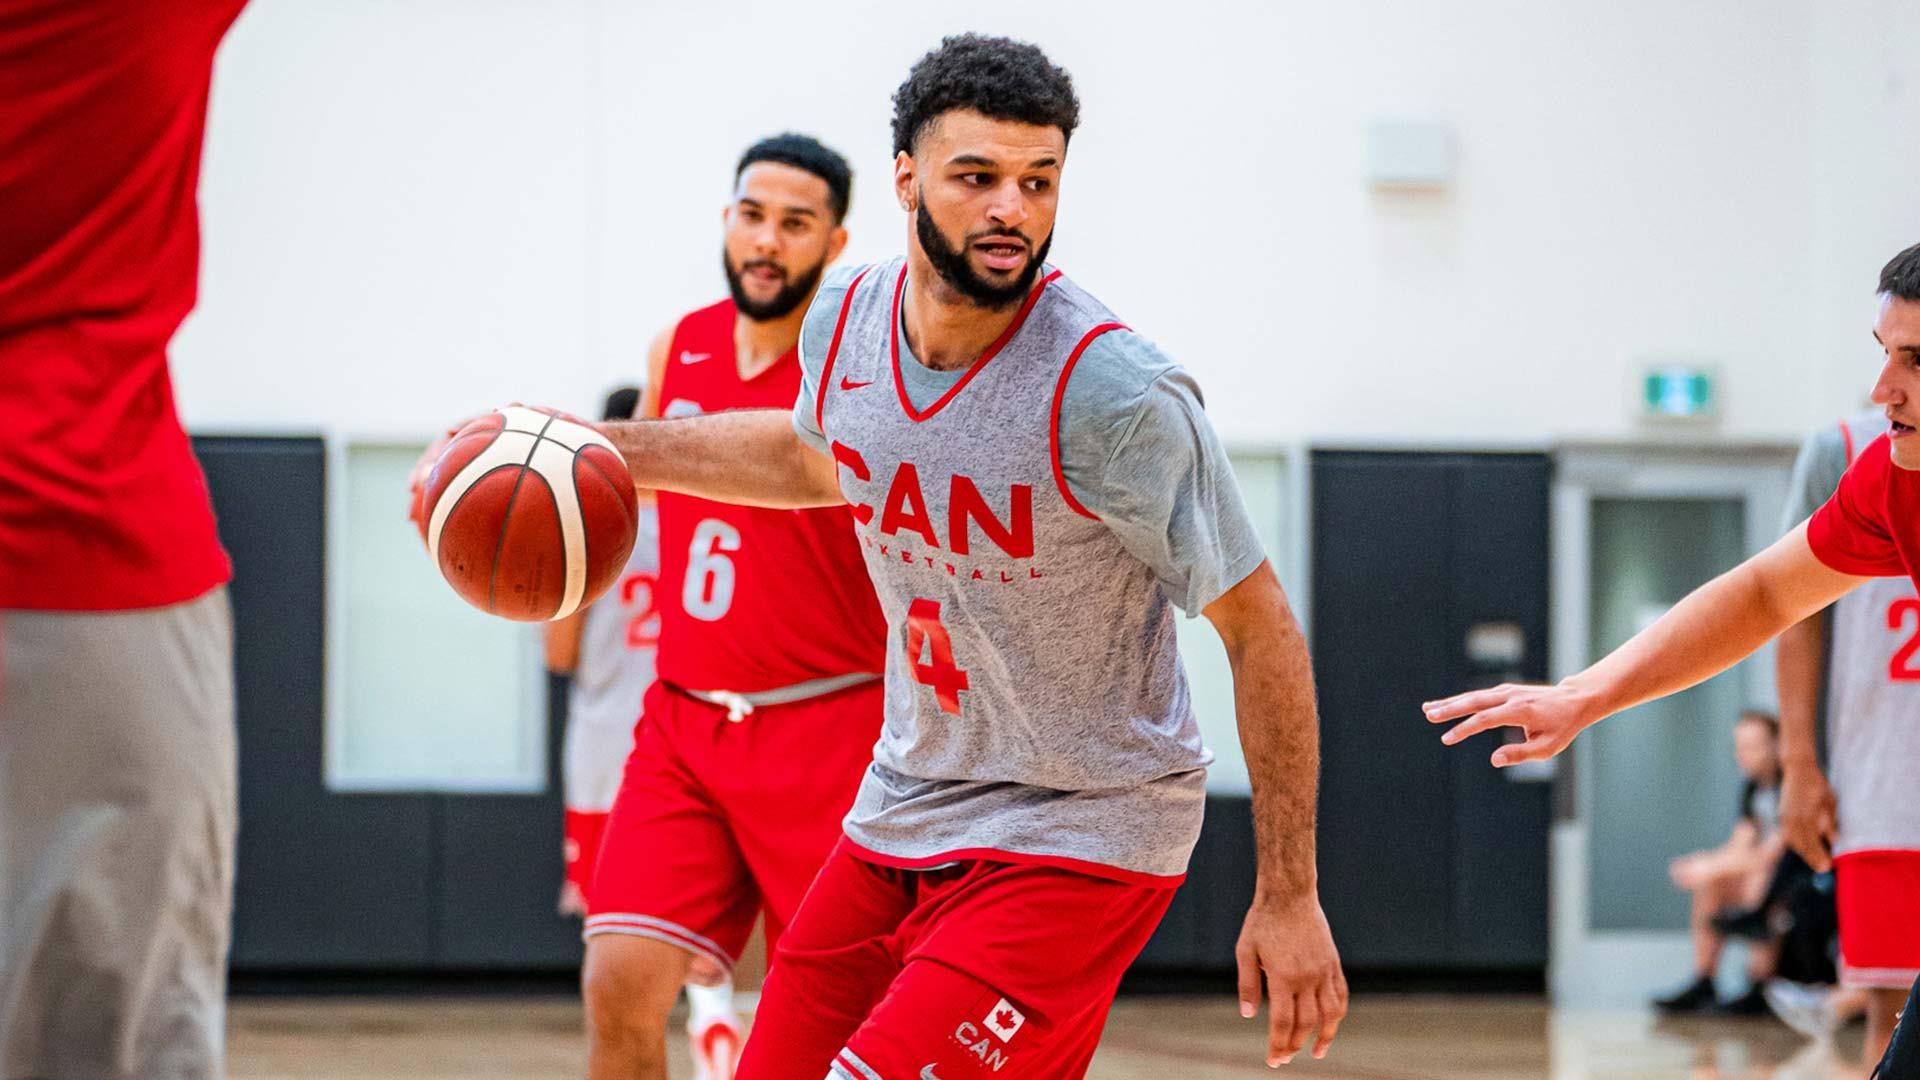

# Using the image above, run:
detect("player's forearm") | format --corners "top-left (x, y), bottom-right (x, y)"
top-left (1561, 561), bottom-right (1784, 716)
top-left (1210, 565), bottom-right (1321, 904)
top-left (544, 609), bottom-right (584, 674)
top-left (1563, 529), bottom-right (1853, 721)
top-left (600, 410), bottom-right (842, 509)
top-left (1774, 613), bottom-right (1826, 770)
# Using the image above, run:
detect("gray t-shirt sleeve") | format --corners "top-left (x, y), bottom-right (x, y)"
top-left (1780, 424), bottom-right (1850, 534)
top-left (792, 264), bottom-right (866, 453)
top-left (1056, 330), bottom-right (1267, 615)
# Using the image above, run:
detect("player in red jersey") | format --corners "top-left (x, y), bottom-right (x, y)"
top-left (1427, 241), bottom-right (1920, 1077)
top-left (545, 385), bottom-right (656, 918)
top-left (1, 3), bottom-right (246, 1076)
top-left (579, 134), bottom-right (890, 1080)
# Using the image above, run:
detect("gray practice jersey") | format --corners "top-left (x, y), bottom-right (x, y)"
top-left (564, 503), bottom-right (660, 814)
top-left (793, 259), bottom-right (1266, 880)
top-left (1783, 411), bottom-right (1920, 855)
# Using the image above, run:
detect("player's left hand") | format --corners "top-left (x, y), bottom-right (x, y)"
top-left (1422, 682), bottom-right (1604, 767)
top-left (1778, 761), bottom-right (1838, 872)
top-left (1235, 891), bottom-right (1346, 1066)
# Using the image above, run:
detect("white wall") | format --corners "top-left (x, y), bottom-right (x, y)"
top-left (174, 0), bottom-right (1918, 442)
top-left (177, 1), bottom-right (601, 435)
top-left (1807, 0), bottom-right (1920, 412)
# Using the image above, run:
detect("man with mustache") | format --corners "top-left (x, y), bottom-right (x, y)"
top-left (559, 35), bottom-right (1347, 1077)
top-left (579, 133), bottom-right (889, 1080)
top-left (1427, 242), bottom-right (1920, 1078)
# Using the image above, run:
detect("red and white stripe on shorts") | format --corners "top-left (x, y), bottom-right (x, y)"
top-left (581, 913), bottom-right (733, 979)
top-left (829, 1047), bottom-right (884, 1080)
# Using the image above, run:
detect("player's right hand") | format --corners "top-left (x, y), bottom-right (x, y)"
top-left (1422, 682), bottom-right (1606, 767)
top-left (1778, 761), bottom-right (1838, 872)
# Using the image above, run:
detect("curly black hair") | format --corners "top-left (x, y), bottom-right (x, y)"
top-left (1880, 242), bottom-right (1920, 302)
top-left (891, 34), bottom-right (1080, 157)
top-left (736, 133), bottom-right (853, 223)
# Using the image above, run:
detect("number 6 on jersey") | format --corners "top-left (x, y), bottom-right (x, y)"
top-left (684, 518), bottom-right (740, 622)
top-left (906, 598), bottom-right (970, 715)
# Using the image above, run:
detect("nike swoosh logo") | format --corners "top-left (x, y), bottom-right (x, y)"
top-left (840, 377), bottom-right (873, 390)
top-left (679, 351), bottom-right (711, 365)
top-left (920, 1068), bottom-right (943, 1080)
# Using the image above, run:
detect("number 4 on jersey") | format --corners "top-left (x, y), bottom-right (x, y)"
top-left (906, 598), bottom-right (970, 715)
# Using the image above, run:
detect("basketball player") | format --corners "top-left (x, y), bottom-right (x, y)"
top-left (577, 134), bottom-right (892, 1080)
top-left (555, 35), bottom-right (1347, 1076)
top-left (1426, 241), bottom-right (1920, 1078)
top-left (1766, 408), bottom-right (1920, 1062)
top-left (1, 2), bottom-right (248, 1077)
top-left (543, 384), bottom-right (746, 1079)
top-left (547, 386), bottom-right (655, 920)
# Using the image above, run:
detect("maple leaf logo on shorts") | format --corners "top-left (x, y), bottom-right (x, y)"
top-left (983, 998), bottom-right (1025, 1042)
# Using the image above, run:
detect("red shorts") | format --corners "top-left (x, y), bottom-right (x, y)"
top-left (1837, 850), bottom-right (1920, 989)
top-left (583, 679), bottom-right (882, 976)
top-left (564, 809), bottom-right (611, 897)
top-left (736, 839), bottom-right (1178, 1080)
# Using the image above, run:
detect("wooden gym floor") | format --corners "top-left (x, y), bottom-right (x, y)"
top-left (226, 993), bottom-right (1869, 1079)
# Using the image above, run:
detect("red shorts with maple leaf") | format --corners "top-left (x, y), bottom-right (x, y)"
top-left (736, 838), bottom-right (1177, 1080)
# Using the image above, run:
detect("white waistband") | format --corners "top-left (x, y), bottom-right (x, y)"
top-left (670, 672), bottom-right (880, 721)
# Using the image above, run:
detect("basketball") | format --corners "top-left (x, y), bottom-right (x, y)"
top-left (421, 405), bottom-right (639, 622)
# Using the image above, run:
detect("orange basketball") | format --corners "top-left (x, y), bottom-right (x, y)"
top-left (420, 405), bottom-right (638, 621)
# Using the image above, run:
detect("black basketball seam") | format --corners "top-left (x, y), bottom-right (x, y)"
top-left (427, 428), bottom-right (512, 546)
top-left (437, 463), bottom-right (522, 534)
top-left (485, 410), bottom-right (560, 616)
top-left (571, 445), bottom-right (633, 605)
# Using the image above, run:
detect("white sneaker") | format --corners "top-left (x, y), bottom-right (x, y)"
top-left (1764, 979), bottom-right (1842, 1042)
top-left (688, 1012), bottom-right (743, 1080)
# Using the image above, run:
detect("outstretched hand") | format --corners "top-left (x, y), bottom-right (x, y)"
top-left (1422, 682), bottom-right (1604, 767)
top-left (1235, 893), bottom-right (1347, 1066)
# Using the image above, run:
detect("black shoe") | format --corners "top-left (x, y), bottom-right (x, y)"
top-left (1714, 984), bottom-right (1772, 1017)
top-left (1654, 975), bottom-right (1719, 1014)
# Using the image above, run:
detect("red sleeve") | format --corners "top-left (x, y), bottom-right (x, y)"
top-left (1806, 435), bottom-right (1907, 576)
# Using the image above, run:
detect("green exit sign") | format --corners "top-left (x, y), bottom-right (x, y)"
top-left (1643, 366), bottom-right (1716, 419)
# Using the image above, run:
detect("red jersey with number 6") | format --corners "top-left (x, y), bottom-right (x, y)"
top-left (653, 299), bottom-right (886, 692)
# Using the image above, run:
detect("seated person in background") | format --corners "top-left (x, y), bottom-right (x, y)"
top-left (1655, 710), bottom-right (1787, 1015)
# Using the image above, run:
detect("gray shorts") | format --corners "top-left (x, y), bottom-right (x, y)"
top-left (1, 588), bottom-right (236, 1080)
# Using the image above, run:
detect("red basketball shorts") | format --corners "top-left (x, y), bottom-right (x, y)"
top-left (563, 809), bottom-right (610, 898)
top-left (1836, 850), bottom-right (1920, 989)
top-left (583, 679), bottom-right (882, 977)
top-left (736, 839), bottom-right (1178, 1080)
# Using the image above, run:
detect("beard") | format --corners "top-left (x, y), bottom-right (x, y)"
top-left (915, 197), bottom-right (1053, 310)
top-left (723, 250), bottom-right (826, 322)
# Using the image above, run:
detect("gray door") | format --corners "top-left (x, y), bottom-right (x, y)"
top-left (1310, 451), bottom-right (1552, 972)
